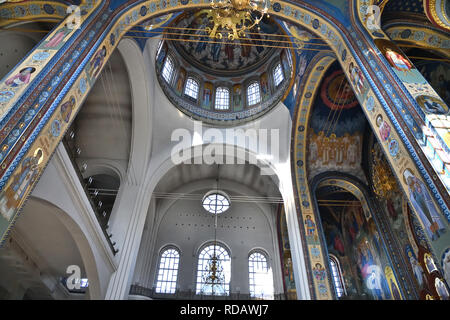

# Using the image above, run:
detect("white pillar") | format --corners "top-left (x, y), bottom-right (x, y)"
top-left (105, 184), bottom-right (150, 299)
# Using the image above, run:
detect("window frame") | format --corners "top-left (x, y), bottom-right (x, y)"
top-left (272, 63), bottom-right (285, 88)
top-left (184, 76), bottom-right (200, 101)
top-left (214, 86), bottom-right (231, 110)
top-left (161, 55), bottom-right (175, 84)
top-left (154, 246), bottom-right (181, 294)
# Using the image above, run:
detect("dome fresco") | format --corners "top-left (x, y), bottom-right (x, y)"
top-left (170, 10), bottom-right (284, 76)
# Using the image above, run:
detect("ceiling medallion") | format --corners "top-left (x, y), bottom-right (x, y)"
top-left (205, 0), bottom-right (270, 40)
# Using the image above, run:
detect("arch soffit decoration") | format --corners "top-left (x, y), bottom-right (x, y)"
top-left (0, 0), bottom-right (397, 302)
top-left (292, 53), bottom-right (336, 299)
top-left (0, 1), bottom-right (74, 28)
top-left (423, 0), bottom-right (450, 32)
top-left (352, 0), bottom-right (450, 220)
top-left (382, 22), bottom-right (450, 59)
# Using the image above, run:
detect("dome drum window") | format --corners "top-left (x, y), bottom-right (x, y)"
top-left (215, 87), bottom-right (230, 110)
top-left (162, 56), bottom-right (175, 84)
top-left (184, 77), bottom-right (199, 100)
top-left (273, 63), bottom-right (285, 87)
top-left (247, 81), bottom-right (261, 106)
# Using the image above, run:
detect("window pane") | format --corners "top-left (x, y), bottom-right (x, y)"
top-left (249, 252), bottom-right (274, 299)
top-left (162, 57), bottom-right (174, 83)
top-left (185, 77), bottom-right (199, 100)
top-left (273, 63), bottom-right (284, 87)
top-left (247, 82), bottom-right (261, 106)
top-left (215, 87), bottom-right (230, 110)
top-left (196, 244), bottom-right (231, 296)
top-left (155, 248), bottom-right (180, 294)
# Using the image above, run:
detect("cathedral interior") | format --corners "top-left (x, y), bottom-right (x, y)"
top-left (0, 0), bottom-right (449, 301)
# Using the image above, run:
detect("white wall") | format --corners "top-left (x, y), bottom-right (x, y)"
top-left (133, 179), bottom-right (283, 295)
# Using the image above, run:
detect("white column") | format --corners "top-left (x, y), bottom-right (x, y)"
top-left (278, 164), bottom-right (311, 300)
top-left (104, 184), bottom-right (150, 299)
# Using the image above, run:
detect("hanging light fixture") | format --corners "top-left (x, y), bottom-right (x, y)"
top-left (200, 165), bottom-right (230, 295)
top-left (204, 0), bottom-right (270, 40)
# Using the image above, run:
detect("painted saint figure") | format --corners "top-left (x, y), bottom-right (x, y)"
top-left (0, 149), bottom-right (44, 221)
top-left (416, 95), bottom-right (448, 115)
top-left (44, 25), bottom-right (71, 49)
top-left (5, 67), bottom-right (36, 88)
top-left (88, 46), bottom-right (107, 79)
top-left (60, 96), bottom-right (75, 123)
top-left (305, 215), bottom-right (316, 237)
top-left (384, 48), bottom-right (413, 73)
top-left (435, 278), bottom-right (450, 300)
top-left (403, 169), bottom-right (446, 241)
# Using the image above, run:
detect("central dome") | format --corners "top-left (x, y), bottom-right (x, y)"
top-left (155, 11), bottom-right (294, 125)
top-left (170, 10), bottom-right (283, 76)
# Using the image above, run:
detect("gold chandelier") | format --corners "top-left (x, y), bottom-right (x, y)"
top-left (204, 0), bottom-right (270, 40)
top-left (371, 148), bottom-right (399, 199)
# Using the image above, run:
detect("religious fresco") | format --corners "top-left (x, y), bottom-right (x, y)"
top-left (86, 46), bottom-right (107, 85)
top-left (0, 0), bottom-right (448, 301)
top-left (175, 67), bottom-right (186, 96)
top-left (415, 61), bottom-right (450, 106)
top-left (0, 148), bottom-right (43, 222)
top-left (317, 186), bottom-right (402, 300)
top-left (416, 95), bottom-right (449, 115)
top-left (443, 248), bottom-right (450, 288)
top-left (230, 84), bottom-right (241, 111)
top-left (202, 82), bottom-right (213, 109)
top-left (307, 62), bottom-right (366, 180)
top-left (260, 72), bottom-right (270, 102)
top-left (435, 277), bottom-right (450, 299)
top-left (278, 206), bottom-right (297, 299)
top-left (5, 67), bottom-right (35, 88)
top-left (369, 140), bottom-right (430, 294)
top-left (41, 25), bottom-right (73, 50)
top-left (403, 168), bottom-right (448, 242)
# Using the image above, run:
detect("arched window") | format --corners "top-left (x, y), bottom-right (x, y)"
top-left (155, 247), bottom-right (180, 294)
top-left (273, 63), bottom-right (284, 87)
top-left (215, 87), bottom-right (230, 110)
top-left (196, 244), bottom-right (231, 296)
top-left (162, 56), bottom-right (174, 83)
top-left (184, 77), bottom-right (199, 100)
top-left (329, 255), bottom-right (346, 298)
top-left (247, 82), bottom-right (261, 106)
top-left (249, 251), bottom-right (274, 299)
